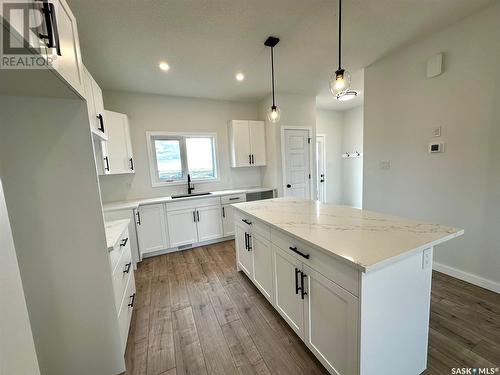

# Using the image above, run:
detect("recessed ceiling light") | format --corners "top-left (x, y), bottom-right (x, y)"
top-left (336, 90), bottom-right (358, 101)
top-left (236, 73), bottom-right (245, 81)
top-left (159, 61), bottom-right (170, 71)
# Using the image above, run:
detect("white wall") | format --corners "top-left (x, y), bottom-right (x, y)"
top-left (342, 106), bottom-right (364, 208)
top-left (316, 109), bottom-right (343, 204)
top-left (0, 179), bottom-right (40, 375)
top-left (316, 107), bottom-right (363, 207)
top-left (364, 3), bottom-right (500, 291)
top-left (100, 91), bottom-right (261, 202)
top-left (258, 93), bottom-right (317, 197)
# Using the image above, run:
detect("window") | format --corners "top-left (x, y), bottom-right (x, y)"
top-left (147, 132), bottom-right (218, 186)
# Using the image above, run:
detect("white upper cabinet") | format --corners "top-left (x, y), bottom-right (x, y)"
top-left (228, 120), bottom-right (266, 167)
top-left (83, 66), bottom-right (108, 140)
top-left (49, 0), bottom-right (84, 96)
top-left (104, 110), bottom-right (135, 175)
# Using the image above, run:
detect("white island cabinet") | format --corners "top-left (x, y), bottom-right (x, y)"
top-left (232, 197), bottom-right (463, 375)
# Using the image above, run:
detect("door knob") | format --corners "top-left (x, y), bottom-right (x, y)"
top-left (286, 184), bottom-right (291, 188)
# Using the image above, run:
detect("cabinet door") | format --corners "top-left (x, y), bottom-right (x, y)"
top-left (235, 224), bottom-right (253, 277)
top-left (249, 121), bottom-right (266, 166)
top-left (252, 233), bottom-right (273, 302)
top-left (167, 209), bottom-right (198, 247)
top-left (50, 0), bottom-right (84, 96)
top-left (82, 67), bottom-right (97, 132)
top-left (230, 121), bottom-right (251, 167)
top-left (221, 204), bottom-right (235, 236)
top-left (303, 265), bottom-right (359, 375)
top-left (273, 245), bottom-right (305, 338)
top-left (136, 204), bottom-right (169, 255)
top-left (196, 206), bottom-right (223, 242)
top-left (91, 77), bottom-right (107, 139)
top-left (104, 111), bottom-right (134, 174)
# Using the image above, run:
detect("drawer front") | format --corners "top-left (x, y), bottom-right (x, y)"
top-left (271, 229), bottom-right (359, 297)
top-left (108, 241), bottom-right (122, 272)
top-left (118, 271), bottom-right (136, 354)
top-left (234, 211), bottom-right (271, 241)
top-left (221, 193), bottom-right (246, 205)
top-left (112, 238), bottom-right (133, 313)
top-left (166, 196), bottom-right (220, 211)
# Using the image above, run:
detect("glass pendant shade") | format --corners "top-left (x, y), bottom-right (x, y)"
top-left (329, 68), bottom-right (351, 96)
top-left (267, 105), bottom-right (281, 123)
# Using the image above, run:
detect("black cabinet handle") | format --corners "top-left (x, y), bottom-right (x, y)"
top-left (222, 206), bottom-right (225, 218)
top-left (130, 158), bottom-right (134, 170)
top-left (128, 293), bottom-right (136, 308)
top-left (229, 197), bottom-right (240, 201)
top-left (104, 156), bottom-right (110, 172)
top-left (248, 154), bottom-right (252, 164)
top-left (286, 184), bottom-right (292, 188)
top-left (38, 1), bottom-right (61, 56)
top-left (97, 114), bottom-right (105, 132)
top-left (244, 232), bottom-right (248, 250)
top-left (247, 234), bottom-right (252, 251)
top-left (193, 211), bottom-right (196, 222)
top-left (295, 267), bottom-right (301, 295)
top-left (300, 271), bottom-right (308, 299)
top-left (242, 219), bottom-right (252, 225)
top-left (197, 210), bottom-right (200, 222)
top-left (289, 246), bottom-right (310, 259)
top-left (136, 211), bottom-right (141, 225)
top-left (251, 154), bottom-right (254, 164)
top-left (123, 262), bottom-right (132, 274)
top-left (120, 238), bottom-right (128, 247)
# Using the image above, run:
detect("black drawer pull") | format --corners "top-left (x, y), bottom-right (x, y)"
top-left (289, 246), bottom-right (310, 259)
top-left (136, 211), bottom-right (141, 225)
top-left (130, 158), bottom-right (134, 170)
top-left (128, 293), bottom-right (136, 308)
top-left (300, 271), bottom-right (307, 299)
top-left (222, 206), bottom-right (225, 218)
top-left (247, 234), bottom-right (252, 251)
top-left (120, 238), bottom-right (128, 247)
top-left (229, 197), bottom-right (240, 201)
top-left (244, 232), bottom-right (249, 250)
top-left (242, 219), bottom-right (252, 225)
top-left (123, 262), bottom-right (132, 274)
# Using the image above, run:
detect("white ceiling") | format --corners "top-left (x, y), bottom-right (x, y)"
top-left (69, 0), bottom-right (494, 109)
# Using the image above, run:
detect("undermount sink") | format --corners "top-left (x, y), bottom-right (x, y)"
top-left (171, 192), bottom-right (212, 199)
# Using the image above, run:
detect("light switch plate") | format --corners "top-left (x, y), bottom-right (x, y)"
top-left (433, 126), bottom-right (442, 137)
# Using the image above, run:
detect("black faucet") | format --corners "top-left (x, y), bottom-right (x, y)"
top-left (187, 174), bottom-right (195, 194)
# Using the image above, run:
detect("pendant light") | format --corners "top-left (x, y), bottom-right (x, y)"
top-left (265, 36), bottom-right (280, 123)
top-left (329, 0), bottom-right (352, 97)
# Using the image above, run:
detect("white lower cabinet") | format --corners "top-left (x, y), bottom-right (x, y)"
top-left (235, 223), bottom-right (253, 277)
top-left (167, 208), bottom-right (198, 247)
top-left (273, 244), bottom-right (305, 338)
top-left (197, 205), bottom-right (223, 241)
top-left (251, 233), bottom-right (273, 301)
top-left (136, 204), bottom-right (169, 256)
top-left (234, 211), bottom-right (360, 375)
top-left (303, 264), bottom-right (359, 375)
top-left (221, 204), bottom-right (235, 236)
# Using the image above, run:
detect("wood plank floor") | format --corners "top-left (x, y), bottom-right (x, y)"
top-left (124, 240), bottom-right (500, 375)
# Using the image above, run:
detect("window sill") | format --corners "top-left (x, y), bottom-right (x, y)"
top-left (151, 178), bottom-right (220, 188)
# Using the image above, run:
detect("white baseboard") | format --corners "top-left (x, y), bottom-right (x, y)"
top-left (433, 262), bottom-right (500, 294)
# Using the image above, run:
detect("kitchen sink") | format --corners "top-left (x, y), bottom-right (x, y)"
top-left (171, 192), bottom-right (212, 199)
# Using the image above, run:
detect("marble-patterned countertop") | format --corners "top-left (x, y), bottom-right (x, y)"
top-left (104, 219), bottom-right (130, 250)
top-left (232, 197), bottom-right (464, 272)
top-left (102, 186), bottom-right (275, 212)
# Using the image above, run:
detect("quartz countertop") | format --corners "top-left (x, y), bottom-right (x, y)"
top-left (232, 197), bottom-right (464, 272)
top-left (102, 186), bottom-right (275, 212)
top-left (104, 219), bottom-right (130, 250)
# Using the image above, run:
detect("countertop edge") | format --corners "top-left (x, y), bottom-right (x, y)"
top-left (105, 219), bottom-right (130, 250)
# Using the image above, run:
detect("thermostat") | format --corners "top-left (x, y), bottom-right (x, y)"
top-left (429, 143), bottom-right (444, 153)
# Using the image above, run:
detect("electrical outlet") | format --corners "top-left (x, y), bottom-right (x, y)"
top-left (422, 248), bottom-right (432, 269)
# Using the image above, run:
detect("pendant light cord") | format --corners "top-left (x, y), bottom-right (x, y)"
top-left (338, 0), bottom-right (342, 70)
top-left (271, 47), bottom-right (276, 106)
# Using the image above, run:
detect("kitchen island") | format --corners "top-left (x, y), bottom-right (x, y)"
top-left (232, 197), bottom-right (463, 375)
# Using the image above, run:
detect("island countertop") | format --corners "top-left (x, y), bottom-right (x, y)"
top-left (232, 197), bottom-right (464, 272)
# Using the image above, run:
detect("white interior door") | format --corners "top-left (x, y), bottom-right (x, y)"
top-left (283, 129), bottom-right (311, 199)
top-left (316, 135), bottom-right (326, 202)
